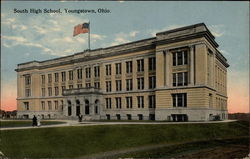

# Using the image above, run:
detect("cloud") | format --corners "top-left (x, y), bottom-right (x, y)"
top-left (33, 25), bottom-right (48, 34)
top-left (2, 13), bottom-right (107, 57)
top-left (2, 18), bottom-right (16, 25)
top-left (208, 25), bottom-right (225, 37)
top-left (129, 31), bottom-right (139, 37)
top-left (218, 49), bottom-right (229, 56)
top-left (109, 31), bottom-right (139, 46)
top-left (12, 24), bottom-right (28, 31)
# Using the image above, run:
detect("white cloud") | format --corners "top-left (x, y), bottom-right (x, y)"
top-left (2, 35), bottom-right (27, 43)
top-left (218, 49), bottom-right (229, 55)
top-left (1, 13), bottom-right (107, 57)
top-left (129, 31), bottom-right (139, 37)
top-left (91, 34), bottom-right (106, 40)
top-left (109, 31), bottom-right (139, 46)
top-left (12, 24), bottom-right (27, 31)
top-left (208, 25), bottom-right (225, 37)
top-left (2, 18), bottom-right (16, 26)
top-left (33, 25), bottom-right (48, 34)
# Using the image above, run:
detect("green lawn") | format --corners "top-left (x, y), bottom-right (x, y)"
top-left (0, 120), bottom-right (66, 128)
top-left (112, 137), bottom-right (249, 158)
top-left (1, 121), bottom-right (249, 158)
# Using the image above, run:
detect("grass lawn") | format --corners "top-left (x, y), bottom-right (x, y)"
top-left (1, 121), bottom-right (249, 158)
top-left (112, 137), bottom-right (249, 158)
top-left (0, 120), bottom-right (66, 128)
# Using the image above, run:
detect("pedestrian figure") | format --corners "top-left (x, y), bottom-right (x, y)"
top-left (37, 115), bottom-right (41, 127)
top-left (78, 113), bottom-right (83, 122)
top-left (32, 115), bottom-right (37, 127)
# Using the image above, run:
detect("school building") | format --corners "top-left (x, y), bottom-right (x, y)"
top-left (15, 23), bottom-right (229, 121)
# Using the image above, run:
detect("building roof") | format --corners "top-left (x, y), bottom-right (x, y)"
top-left (16, 23), bottom-right (229, 72)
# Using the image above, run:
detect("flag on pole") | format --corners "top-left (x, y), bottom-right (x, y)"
top-left (73, 23), bottom-right (89, 37)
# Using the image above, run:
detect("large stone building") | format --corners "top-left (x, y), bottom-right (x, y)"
top-left (15, 23), bottom-right (229, 121)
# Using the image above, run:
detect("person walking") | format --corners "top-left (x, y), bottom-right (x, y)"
top-left (78, 113), bottom-right (83, 122)
top-left (32, 115), bottom-right (37, 127)
top-left (37, 115), bottom-right (41, 127)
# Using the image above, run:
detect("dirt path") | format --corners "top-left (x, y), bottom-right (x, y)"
top-left (77, 136), bottom-right (249, 159)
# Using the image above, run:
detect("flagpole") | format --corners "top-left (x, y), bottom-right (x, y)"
top-left (88, 21), bottom-right (90, 50)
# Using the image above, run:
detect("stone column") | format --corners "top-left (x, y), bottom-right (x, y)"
top-left (189, 45), bottom-right (194, 85)
top-left (211, 52), bottom-right (215, 88)
top-left (166, 50), bottom-right (171, 87)
top-left (64, 99), bottom-right (69, 116)
top-left (156, 51), bottom-right (164, 88)
top-left (72, 98), bottom-right (76, 116)
top-left (82, 98), bottom-right (86, 115)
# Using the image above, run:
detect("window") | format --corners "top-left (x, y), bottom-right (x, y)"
top-left (149, 95), bottom-right (156, 108)
top-left (54, 73), bottom-right (59, 82)
top-left (105, 98), bottom-right (112, 109)
top-left (149, 76), bottom-right (156, 89)
top-left (148, 57), bottom-right (156, 71)
top-left (137, 59), bottom-right (144, 72)
top-left (94, 82), bottom-right (100, 89)
top-left (69, 71), bottom-right (74, 80)
top-left (48, 101), bottom-right (52, 110)
top-left (24, 102), bottom-right (29, 110)
top-left (94, 66), bottom-right (100, 77)
top-left (137, 77), bottom-right (144, 90)
top-left (25, 89), bottom-right (31, 97)
top-left (62, 86), bottom-right (66, 91)
top-left (127, 114), bottom-right (132, 120)
top-left (61, 100), bottom-right (64, 111)
top-left (48, 74), bottom-right (52, 83)
top-left (41, 101), bottom-right (45, 110)
top-left (86, 83), bottom-right (91, 88)
top-left (116, 80), bottom-right (122, 91)
top-left (173, 72), bottom-right (188, 86)
top-left (137, 96), bottom-right (144, 108)
top-left (106, 81), bottom-right (112, 92)
top-left (54, 87), bottom-right (59, 96)
top-left (173, 50), bottom-right (188, 66)
top-left (106, 64), bottom-right (112, 76)
top-left (126, 97), bottom-right (133, 108)
top-left (115, 63), bottom-right (122, 75)
top-left (61, 72), bottom-right (66, 82)
top-left (86, 67), bottom-right (91, 78)
top-left (77, 84), bottom-right (82, 88)
top-left (138, 114), bottom-right (143, 120)
top-left (115, 97), bottom-right (122, 109)
top-left (69, 85), bottom-right (73, 89)
top-left (126, 61), bottom-right (133, 73)
top-left (116, 114), bottom-right (121, 120)
top-left (41, 75), bottom-right (45, 84)
top-left (42, 88), bottom-right (45, 96)
top-left (25, 75), bottom-right (31, 85)
top-left (126, 79), bottom-right (133, 91)
top-left (48, 87), bottom-right (52, 96)
top-left (172, 93), bottom-right (187, 107)
top-left (77, 69), bottom-right (82, 79)
top-left (54, 101), bottom-right (58, 110)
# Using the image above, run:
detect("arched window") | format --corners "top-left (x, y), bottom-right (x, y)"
top-left (76, 100), bottom-right (80, 116)
top-left (68, 100), bottom-right (72, 116)
top-left (95, 100), bottom-right (99, 114)
top-left (85, 100), bottom-right (89, 115)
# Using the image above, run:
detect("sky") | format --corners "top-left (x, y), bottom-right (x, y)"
top-left (1, 1), bottom-right (249, 113)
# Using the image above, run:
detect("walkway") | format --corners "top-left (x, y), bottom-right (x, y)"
top-left (0, 120), bottom-right (236, 131)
